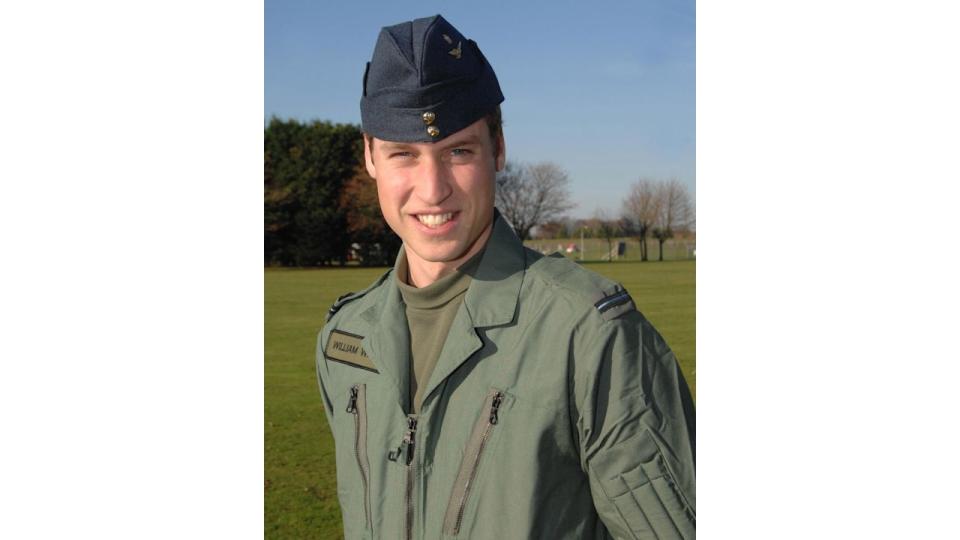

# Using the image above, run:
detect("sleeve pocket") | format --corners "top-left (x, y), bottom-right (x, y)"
top-left (602, 453), bottom-right (695, 540)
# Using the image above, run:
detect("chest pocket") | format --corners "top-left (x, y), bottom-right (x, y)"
top-left (345, 384), bottom-right (373, 533)
top-left (442, 387), bottom-right (515, 536)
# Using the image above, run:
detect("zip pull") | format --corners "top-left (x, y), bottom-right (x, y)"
top-left (388, 432), bottom-right (414, 463)
top-left (388, 416), bottom-right (419, 464)
top-left (388, 444), bottom-right (402, 462)
top-left (489, 392), bottom-right (504, 425)
top-left (403, 416), bottom-right (418, 465)
top-left (346, 385), bottom-right (359, 414)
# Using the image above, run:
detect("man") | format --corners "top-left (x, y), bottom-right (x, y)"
top-left (317, 14), bottom-right (695, 539)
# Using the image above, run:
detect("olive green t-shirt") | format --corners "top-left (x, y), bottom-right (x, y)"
top-left (396, 248), bottom-right (484, 413)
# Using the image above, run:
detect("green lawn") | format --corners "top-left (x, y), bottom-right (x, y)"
top-left (264, 260), bottom-right (695, 539)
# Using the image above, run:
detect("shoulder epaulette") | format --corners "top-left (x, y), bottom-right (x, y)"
top-left (326, 291), bottom-right (357, 321)
top-left (592, 287), bottom-right (636, 321)
top-left (325, 268), bottom-right (392, 322)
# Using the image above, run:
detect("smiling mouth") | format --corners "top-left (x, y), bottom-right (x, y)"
top-left (416, 212), bottom-right (455, 228)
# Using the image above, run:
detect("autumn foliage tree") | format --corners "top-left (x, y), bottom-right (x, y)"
top-left (339, 166), bottom-right (401, 266)
top-left (265, 117), bottom-right (405, 266)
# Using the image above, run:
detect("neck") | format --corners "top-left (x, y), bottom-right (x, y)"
top-left (406, 222), bottom-right (493, 288)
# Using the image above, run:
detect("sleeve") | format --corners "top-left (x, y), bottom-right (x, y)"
top-left (575, 311), bottom-right (696, 540)
top-left (315, 327), bottom-right (336, 431)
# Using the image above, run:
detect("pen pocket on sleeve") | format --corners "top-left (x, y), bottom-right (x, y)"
top-left (603, 452), bottom-right (695, 540)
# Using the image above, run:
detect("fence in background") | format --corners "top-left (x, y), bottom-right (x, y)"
top-left (523, 237), bottom-right (696, 262)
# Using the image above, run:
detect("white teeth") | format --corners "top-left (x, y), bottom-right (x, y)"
top-left (416, 213), bottom-right (453, 228)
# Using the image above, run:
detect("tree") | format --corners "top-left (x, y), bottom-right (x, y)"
top-left (593, 210), bottom-right (620, 261)
top-left (495, 161), bottom-right (575, 240)
top-left (652, 227), bottom-right (671, 261)
top-left (339, 165), bottom-right (401, 266)
top-left (264, 118), bottom-right (359, 266)
top-left (573, 218), bottom-right (598, 239)
top-left (534, 220), bottom-right (566, 240)
top-left (652, 179), bottom-right (694, 261)
top-left (621, 178), bottom-right (660, 261)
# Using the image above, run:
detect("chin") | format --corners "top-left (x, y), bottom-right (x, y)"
top-left (407, 241), bottom-right (467, 263)
top-left (415, 248), bottom-right (464, 263)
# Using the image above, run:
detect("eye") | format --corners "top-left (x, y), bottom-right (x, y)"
top-left (389, 151), bottom-right (413, 159)
top-left (450, 148), bottom-right (473, 157)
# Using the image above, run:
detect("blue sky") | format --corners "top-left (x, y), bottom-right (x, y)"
top-left (265, 0), bottom-right (695, 219)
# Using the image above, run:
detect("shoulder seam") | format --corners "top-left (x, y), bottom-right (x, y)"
top-left (326, 268), bottom-right (393, 322)
top-left (526, 255), bottom-right (637, 322)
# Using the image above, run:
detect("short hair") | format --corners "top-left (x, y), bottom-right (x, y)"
top-left (484, 105), bottom-right (503, 152)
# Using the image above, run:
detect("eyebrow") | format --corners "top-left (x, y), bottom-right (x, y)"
top-left (379, 135), bottom-right (483, 153)
top-left (379, 141), bottom-right (415, 152)
top-left (439, 135), bottom-right (482, 150)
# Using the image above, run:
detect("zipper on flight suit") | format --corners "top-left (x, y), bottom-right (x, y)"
top-left (442, 390), bottom-right (505, 536)
top-left (388, 414), bottom-right (419, 540)
top-left (345, 384), bottom-right (372, 531)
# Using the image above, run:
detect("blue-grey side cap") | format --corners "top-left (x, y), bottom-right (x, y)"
top-left (360, 14), bottom-right (504, 143)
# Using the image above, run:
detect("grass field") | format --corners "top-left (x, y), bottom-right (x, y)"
top-left (264, 259), bottom-right (695, 539)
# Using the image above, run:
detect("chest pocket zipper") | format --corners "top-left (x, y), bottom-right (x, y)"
top-left (346, 384), bottom-right (372, 531)
top-left (442, 388), bottom-right (506, 536)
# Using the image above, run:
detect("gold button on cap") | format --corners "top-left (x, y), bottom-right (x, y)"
top-left (427, 126), bottom-right (440, 137)
top-left (422, 112), bottom-right (436, 125)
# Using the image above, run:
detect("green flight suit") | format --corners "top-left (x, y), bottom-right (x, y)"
top-left (316, 213), bottom-right (696, 539)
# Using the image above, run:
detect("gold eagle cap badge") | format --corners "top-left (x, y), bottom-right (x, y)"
top-left (448, 42), bottom-right (462, 59)
top-left (443, 34), bottom-right (462, 59)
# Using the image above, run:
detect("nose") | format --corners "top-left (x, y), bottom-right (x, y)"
top-left (415, 155), bottom-right (453, 206)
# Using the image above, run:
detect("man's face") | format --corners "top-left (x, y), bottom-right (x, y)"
top-left (364, 118), bottom-right (505, 266)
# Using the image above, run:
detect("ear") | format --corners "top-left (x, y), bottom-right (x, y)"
top-left (363, 134), bottom-right (377, 179)
top-left (495, 133), bottom-right (506, 172)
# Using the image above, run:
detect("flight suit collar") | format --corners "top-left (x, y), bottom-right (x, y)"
top-left (461, 209), bottom-right (526, 328)
top-left (373, 208), bottom-right (525, 329)
top-left (414, 209), bottom-right (526, 410)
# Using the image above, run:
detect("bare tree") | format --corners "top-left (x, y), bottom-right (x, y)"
top-left (496, 161), bottom-right (575, 240)
top-left (621, 178), bottom-right (660, 261)
top-left (652, 179), bottom-right (694, 261)
top-left (651, 227), bottom-right (670, 261)
top-left (593, 209), bottom-right (618, 261)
